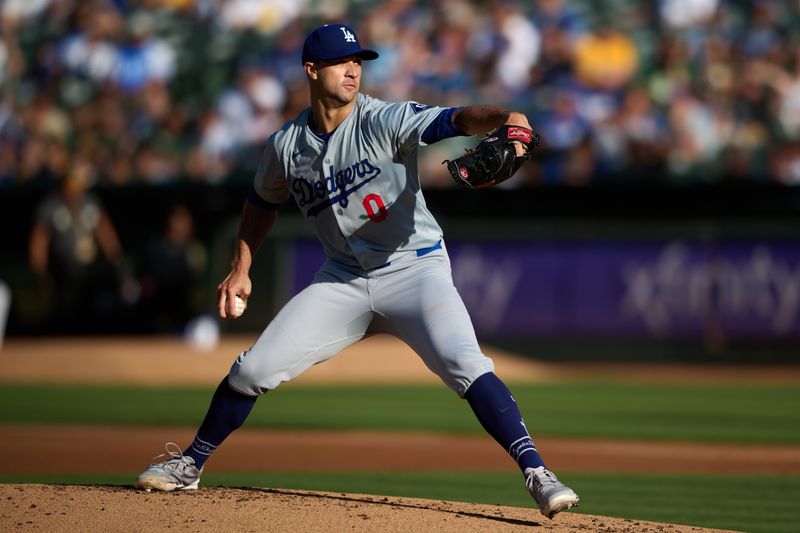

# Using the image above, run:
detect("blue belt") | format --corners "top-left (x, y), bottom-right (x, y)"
top-left (416, 240), bottom-right (442, 257)
top-left (372, 240), bottom-right (442, 270)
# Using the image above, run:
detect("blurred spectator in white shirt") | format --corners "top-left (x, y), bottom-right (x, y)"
top-left (58, 3), bottom-right (121, 84)
top-left (218, 63), bottom-right (286, 148)
top-left (112, 11), bottom-right (176, 93)
top-left (468, 1), bottom-right (540, 97)
top-left (659, 0), bottom-right (719, 28)
top-left (218, 0), bottom-right (307, 34)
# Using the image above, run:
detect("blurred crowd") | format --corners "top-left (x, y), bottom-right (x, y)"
top-left (27, 166), bottom-right (209, 334)
top-left (2, 0), bottom-right (800, 189)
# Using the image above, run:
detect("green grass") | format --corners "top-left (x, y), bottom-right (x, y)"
top-left (2, 382), bottom-right (800, 443)
top-left (3, 471), bottom-right (798, 533)
top-left (4, 382), bottom-right (797, 531)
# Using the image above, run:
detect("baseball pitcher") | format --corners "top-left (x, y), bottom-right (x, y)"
top-left (136, 23), bottom-right (578, 519)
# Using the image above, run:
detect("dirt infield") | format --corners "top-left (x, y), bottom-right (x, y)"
top-left (0, 334), bottom-right (792, 531)
top-left (1, 484), bottom-right (736, 533)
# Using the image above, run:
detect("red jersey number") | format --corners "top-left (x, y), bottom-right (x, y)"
top-left (363, 194), bottom-right (388, 222)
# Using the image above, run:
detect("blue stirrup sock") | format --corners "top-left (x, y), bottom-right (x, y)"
top-left (465, 372), bottom-right (546, 472)
top-left (183, 377), bottom-right (257, 469)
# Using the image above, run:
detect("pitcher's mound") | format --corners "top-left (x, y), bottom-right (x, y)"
top-left (2, 484), bottom-right (732, 532)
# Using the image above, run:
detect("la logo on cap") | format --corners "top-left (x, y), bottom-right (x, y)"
top-left (301, 24), bottom-right (379, 63)
top-left (340, 27), bottom-right (356, 42)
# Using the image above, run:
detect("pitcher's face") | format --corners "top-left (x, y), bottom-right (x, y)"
top-left (307, 56), bottom-right (362, 106)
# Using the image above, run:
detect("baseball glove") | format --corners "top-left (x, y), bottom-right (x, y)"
top-left (443, 125), bottom-right (540, 188)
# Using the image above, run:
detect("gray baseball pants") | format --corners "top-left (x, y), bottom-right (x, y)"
top-left (227, 245), bottom-right (494, 396)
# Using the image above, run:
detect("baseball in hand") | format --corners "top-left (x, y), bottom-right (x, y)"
top-left (232, 296), bottom-right (247, 318)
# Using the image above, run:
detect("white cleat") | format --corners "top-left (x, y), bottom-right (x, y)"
top-left (135, 443), bottom-right (202, 492)
top-left (525, 466), bottom-right (580, 519)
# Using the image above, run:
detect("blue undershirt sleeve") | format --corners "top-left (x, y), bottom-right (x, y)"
top-left (420, 107), bottom-right (467, 144)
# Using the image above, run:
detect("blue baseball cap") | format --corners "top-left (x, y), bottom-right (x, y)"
top-left (301, 24), bottom-right (379, 64)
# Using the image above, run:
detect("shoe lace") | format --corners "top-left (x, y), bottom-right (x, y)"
top-left (151, 442), bottom-right (193, 472)
top-left (526, 467), bottom-right (558, 492)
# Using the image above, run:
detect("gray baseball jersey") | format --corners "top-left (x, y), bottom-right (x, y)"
top-left (229, 93), bottom-right (494, 397)
top-left (253, 93), bottom-right (445, 270)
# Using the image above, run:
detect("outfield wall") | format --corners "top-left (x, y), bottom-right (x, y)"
top-left (286, 238), bottom-right (800, 343)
